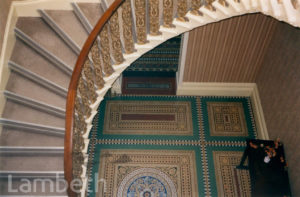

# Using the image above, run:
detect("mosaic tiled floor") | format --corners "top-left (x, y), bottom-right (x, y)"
top-left (87, 96), bottom-right (257, 197)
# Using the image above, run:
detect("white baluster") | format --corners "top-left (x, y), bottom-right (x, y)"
top-left (241, 0), bottom-right (252, 11)
top-left (82, 139), bottom-right (90, 154)
top-left (80, 178), bottom-right (88, 197)
top-left (81, 164), bottom-right (87, 178)
top-left (227, 0), bottom-right (244, 12)
top-left (212, 1), bottom-right (238, 16)
top-left (251, 0), bottom-right (260, 9)
top-left (270, 0), bottom-right (285, 17)
top-left (186, 11), bottom-right (215, 25)
top-left (199, 6), bottom-right (226, 20)
top-left (259, 0), bottom-right (271, 13)
top-left (282, 0), bottom-right (300, 25)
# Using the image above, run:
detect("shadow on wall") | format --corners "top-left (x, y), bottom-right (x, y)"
top-left (0, 0), bottom-right (27, 55)
top-left (255, 21), bottom-right (300, 196)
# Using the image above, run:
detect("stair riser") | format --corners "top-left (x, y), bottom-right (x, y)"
top-left (14, 28), bottom-right (73, 76)
top-left (1, 126), bottom-right (64, 137)
top-left (0, 171), bottom-right (64, 179)
top-left (0, 156), bottom-right (63, 171)
top-left (4, 91), bottom-right (65, 118)
top-left (8, 61), bottom-right (68, 98)
top-left (0, 128), bottom-right (64, 147)
top-left (0, 0), bottom-right (299, 196)
top-left (0, 179), bottom-right (67, 196)
top-left (39, 10), bottom-right (81, 54)
top-left (0, 147), bottom-right (64, 156)
top-left (0, 119), bottom-right (64, 137)
top-left (71, 3), bottom-right (93, 33)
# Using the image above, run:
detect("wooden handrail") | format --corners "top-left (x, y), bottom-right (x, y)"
top-left (64, 0), bottom-right (124, 196)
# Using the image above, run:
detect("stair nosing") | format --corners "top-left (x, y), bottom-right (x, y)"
top-left (100, 0), bottom-right (108, 11)
top-left (4, 90), bottom-right (65, 118)
top-left (0, 146), bottom-right (64, 150)
top-left (39, 9), bottom-right (81, 55)
top-left (0, 146), bottom-right (64, 156)
top-left (14, 28), bottom-right (73, 76)
top-left (72, 2), bottom-right (94, 33)
top-left (0, 171), bottom-right (64, 179)
top-left (0, 118), bottom-right (65, 136)
top-left (8, 61), bottom-right (68, 98)
top-left (0, 195), bottom-right (68, 197)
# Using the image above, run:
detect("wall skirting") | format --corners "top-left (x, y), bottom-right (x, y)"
top-left (177, 32), bottom-right (189, 86)
top-left (177, 82), bottom-right (269, 140)
top-left (251, 84), bottom-right (269, 139)
top-left (13, 0), bottom-right (100, 17)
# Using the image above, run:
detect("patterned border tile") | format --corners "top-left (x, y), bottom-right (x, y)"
top-left (87, 144), bottom-right (205, 197)
top-left (200, 97), bottom-right (257, 142)
top-left (96, 95), bottom-right (200, 141)
top-left (86, 95), bottom-right (257, 197)
top-left (204, 145), bottom-right (250, 197)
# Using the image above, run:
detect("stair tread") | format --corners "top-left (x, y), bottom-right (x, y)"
top-left (77, 2), bottom-right (103, 28)
top-left (0, 180), bottom-right (67, 195)
top-left (10, 39), bottom-right (70, 89)
top-left (0, 146), bottom-right (64, 150)
top-left (0, 128), bottom-right (63, 147)
top-left (45, 10), bottom-right (88, 48)
top-left (0, 156), bottom-right (63, 171)
top-left (2, 101), bottom-right (65, 128)
top-left (6, 72), bottom-right (66, 109)
top-left (4, 91), bottom-right (65, 117)
top-left (16, 17), bottom-right (77, 68)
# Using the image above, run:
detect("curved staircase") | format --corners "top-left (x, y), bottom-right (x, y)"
top-left (0, 0), bottom-right (299, 196)
top-left (0, 2), bottom-right (103, 196)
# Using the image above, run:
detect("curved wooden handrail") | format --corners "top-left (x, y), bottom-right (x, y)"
top-left (64, 0), bottom-right (124, 196)
top-left (63, 0), bottom-right (300, 196)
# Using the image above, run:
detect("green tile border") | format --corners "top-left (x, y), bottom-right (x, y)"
top-left (85, 95), bottom-right (258, 196)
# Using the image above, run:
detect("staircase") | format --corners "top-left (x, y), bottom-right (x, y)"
top-left (0, 0), bottom-right (299, 196)
top-left (0, 2), bottom-right (104, 196)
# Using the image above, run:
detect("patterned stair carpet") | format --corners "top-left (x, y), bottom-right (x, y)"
top-left (86, 96), bottom-right (257, 197)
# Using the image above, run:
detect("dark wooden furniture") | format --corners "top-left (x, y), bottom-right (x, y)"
top-left (240, 139), bottom-right (292, 197)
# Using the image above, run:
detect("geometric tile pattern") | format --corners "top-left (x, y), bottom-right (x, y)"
top-left (207, 102), bottom-right (248, 137)
top-left (125, 35), bottom-right (181, 72)
top-left (96, 96), bottom-right (200, 141)
top-left (96, 149), bottom-right (199, 197)
top-left (201, 97), bottom-right (256, 142)
top-left (87, 96), bottom-right (257, 197)
top-left (213, 151), bottom-right (251, 197)
top-left (205, 145), bottom-right (252, 197)
top-left (103, 100), bottom-right (193, 135)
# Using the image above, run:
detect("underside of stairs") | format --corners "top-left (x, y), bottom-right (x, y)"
top-left (0, 2), bottom-right (104, 196)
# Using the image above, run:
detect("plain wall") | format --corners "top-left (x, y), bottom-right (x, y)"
top-left (256, 22), bottom-right (300, 196)
top-left (0, 0), bottom-right (15, 56)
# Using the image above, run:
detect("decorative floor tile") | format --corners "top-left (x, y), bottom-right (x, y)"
top-left (87, 95), bottom-right (257, 197)
top-left (205, 146), bottom-right (251, 197)
top-left (98, 149), bottom-right (198, 197)
top-left (103, 100), bottom-right (193, 136)
top-left (207, 102), bottom-right (248, 137)
top-left (96, 96), bottom-right (200, 141)
top-left (88, 144), bottom-right (204, 197)
top-left (200, 97), bottom-right (256, 142)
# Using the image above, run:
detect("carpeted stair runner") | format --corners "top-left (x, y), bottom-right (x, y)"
top-left (0, 2), bottom-right (104, 196)
top-left (0, 0), bottom-right (298, 196)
